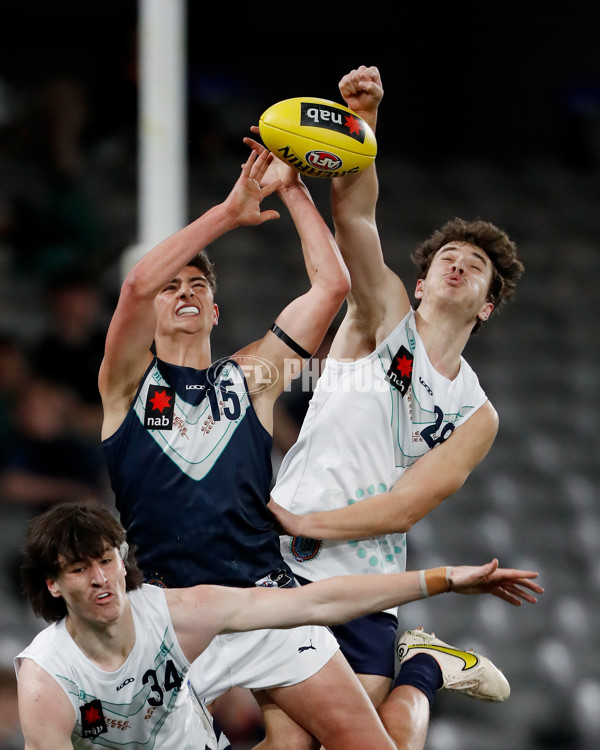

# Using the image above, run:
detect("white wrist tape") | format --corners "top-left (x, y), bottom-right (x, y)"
top-left (419, 569), bottom-right (430, 598)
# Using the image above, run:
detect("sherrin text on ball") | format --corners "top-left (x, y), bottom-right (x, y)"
top-left (259, 97), bottom-right (377, 178)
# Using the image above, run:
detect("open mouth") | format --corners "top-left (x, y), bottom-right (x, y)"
top-left (176, 306), bottom-right (199, 317)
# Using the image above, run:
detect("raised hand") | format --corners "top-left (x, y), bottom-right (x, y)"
top-left (222, 148), bottom-right (282, 226)
top-left (243, 136), bottom-right (303, 192)
top-left (338, 65), bottom-right (383, 125)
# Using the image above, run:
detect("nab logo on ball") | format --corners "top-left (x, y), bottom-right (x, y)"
top-left (259, 96), bottom-right (377, 178)
top-left (300, 102), bottom-right (367, 144)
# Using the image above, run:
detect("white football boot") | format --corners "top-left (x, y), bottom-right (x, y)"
top-left (397, 628), bottom-right (510, 702)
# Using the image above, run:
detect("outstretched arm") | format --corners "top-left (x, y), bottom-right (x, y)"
top-left (330, 66), bottom-right (410, 350)
top-left (99, 148), bottom-right (281, 438)
top-left (170, 560), bottom-right (542, 661)
top-left (237, 140), bottom-right (350, 426)
top-left (270, 399), bottom-right (498, 540)
top-left (234, 559), bottom-right (543, 630)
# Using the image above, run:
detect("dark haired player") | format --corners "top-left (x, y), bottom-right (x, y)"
top-left (269, 65), bottom-right (526, 750)
top-left (15, 501), bottom-right (542, 749)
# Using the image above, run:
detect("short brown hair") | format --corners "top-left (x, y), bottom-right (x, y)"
top-left (412, 218), bottom-right (524, 331)
top-left (20, 502), bottom-right (143, 623)
top-left (187, 253), bottom-right (217, 294)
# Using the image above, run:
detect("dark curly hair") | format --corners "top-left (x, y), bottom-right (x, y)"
top-left (412, 218), bottom-right (524, 332)
top-left (21, 501), bottom-right (143, 623)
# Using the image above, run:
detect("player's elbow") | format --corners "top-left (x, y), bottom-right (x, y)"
top-left (121, 268), bottom-right (156, 303)
top-left (394, 485), bottom-right (462, 532)
top-left (397, 516), bottom-right (416, 533)
top-left (314, 269), bottom-right (350, 312)
top-left (392, 509), bottom-right (420, 533)
top-left (332, 266), bottom-right (351, 300)
top-left (331, 257), bottom-right (352, 297)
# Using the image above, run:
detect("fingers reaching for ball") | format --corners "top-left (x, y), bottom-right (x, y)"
top-left (222, 148), bottom-right (281, 227)
top-left (243, 137), bottom-right (302, 191)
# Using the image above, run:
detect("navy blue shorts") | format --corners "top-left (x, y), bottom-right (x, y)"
top-left (295, 574), bottom-right (398, 678)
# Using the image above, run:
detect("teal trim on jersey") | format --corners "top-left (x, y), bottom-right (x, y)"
top-left (405, 317), bottom-right (417, 354)
top-left (56, 673), bottom-right (93, 703)
top-left (133, 363), bottom-right (251, 480)
top-left (378, 325), bottom-right (479, 469)
top-left (64, 627), bottom-right (184, 748)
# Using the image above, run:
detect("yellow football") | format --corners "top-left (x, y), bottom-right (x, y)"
top-left (259, 96), bottom-right (377, 178)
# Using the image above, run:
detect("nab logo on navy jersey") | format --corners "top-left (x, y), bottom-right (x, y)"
top-left (386, 345), bottom-right (414, 397)
top-left (144, 385), bottom-right (175, 430)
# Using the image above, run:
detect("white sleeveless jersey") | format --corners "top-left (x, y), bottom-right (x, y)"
top-left (15, 584), bottom-right (218, 750)
top-left (272, 310), bottom-right (487, 600)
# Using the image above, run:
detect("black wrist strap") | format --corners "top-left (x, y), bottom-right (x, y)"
top-left (270, 323), bottom-right (312, 359)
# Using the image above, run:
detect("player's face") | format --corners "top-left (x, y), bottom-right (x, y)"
top-left (154, 266), bottom-right (219, 335)
top-left (46, 544), bottom-right (128, 626)
top-left (415, 242), bottom-right (494, 323)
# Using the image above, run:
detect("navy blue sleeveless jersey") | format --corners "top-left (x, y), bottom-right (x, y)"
top-left (102, 356), bottom-right (294, 589)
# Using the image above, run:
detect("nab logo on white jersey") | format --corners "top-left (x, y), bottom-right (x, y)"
top-left (386, 345), bottom-right (414, 397)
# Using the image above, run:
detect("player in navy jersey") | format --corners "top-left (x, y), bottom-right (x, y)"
top-left (98, 144), bottom-right (406, 749)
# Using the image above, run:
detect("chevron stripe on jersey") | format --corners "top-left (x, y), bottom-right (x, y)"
top-left (133, 358), bottom-right (251, 481)
top-left (103, 356), bottom-right (290, 589)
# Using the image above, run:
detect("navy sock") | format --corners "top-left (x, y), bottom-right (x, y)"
top-left (392, 653), bottom-right (443, 710)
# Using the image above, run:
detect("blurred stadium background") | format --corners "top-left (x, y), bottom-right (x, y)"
top-left (0, 2), bottom-right (598, 749)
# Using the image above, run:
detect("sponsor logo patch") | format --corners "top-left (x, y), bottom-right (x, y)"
top-left (80, 699), bottom-right (108, 738)
top-left (144, 385), bottom-right (174, 430)
top-left (385, 345), bottom-right (414, 397)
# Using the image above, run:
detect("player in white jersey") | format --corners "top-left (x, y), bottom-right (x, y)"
top-left (15, 502), bottom-right (542, 750)
top-left (16, 583), bottom-right (223, 750)
top-left (267, 65), bottom-right (525, 750)
top-left (274, 309), bottom-right (488, 585)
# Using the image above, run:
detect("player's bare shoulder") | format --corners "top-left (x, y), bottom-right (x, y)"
top-left (451, 399), bottom-right (499, 460)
